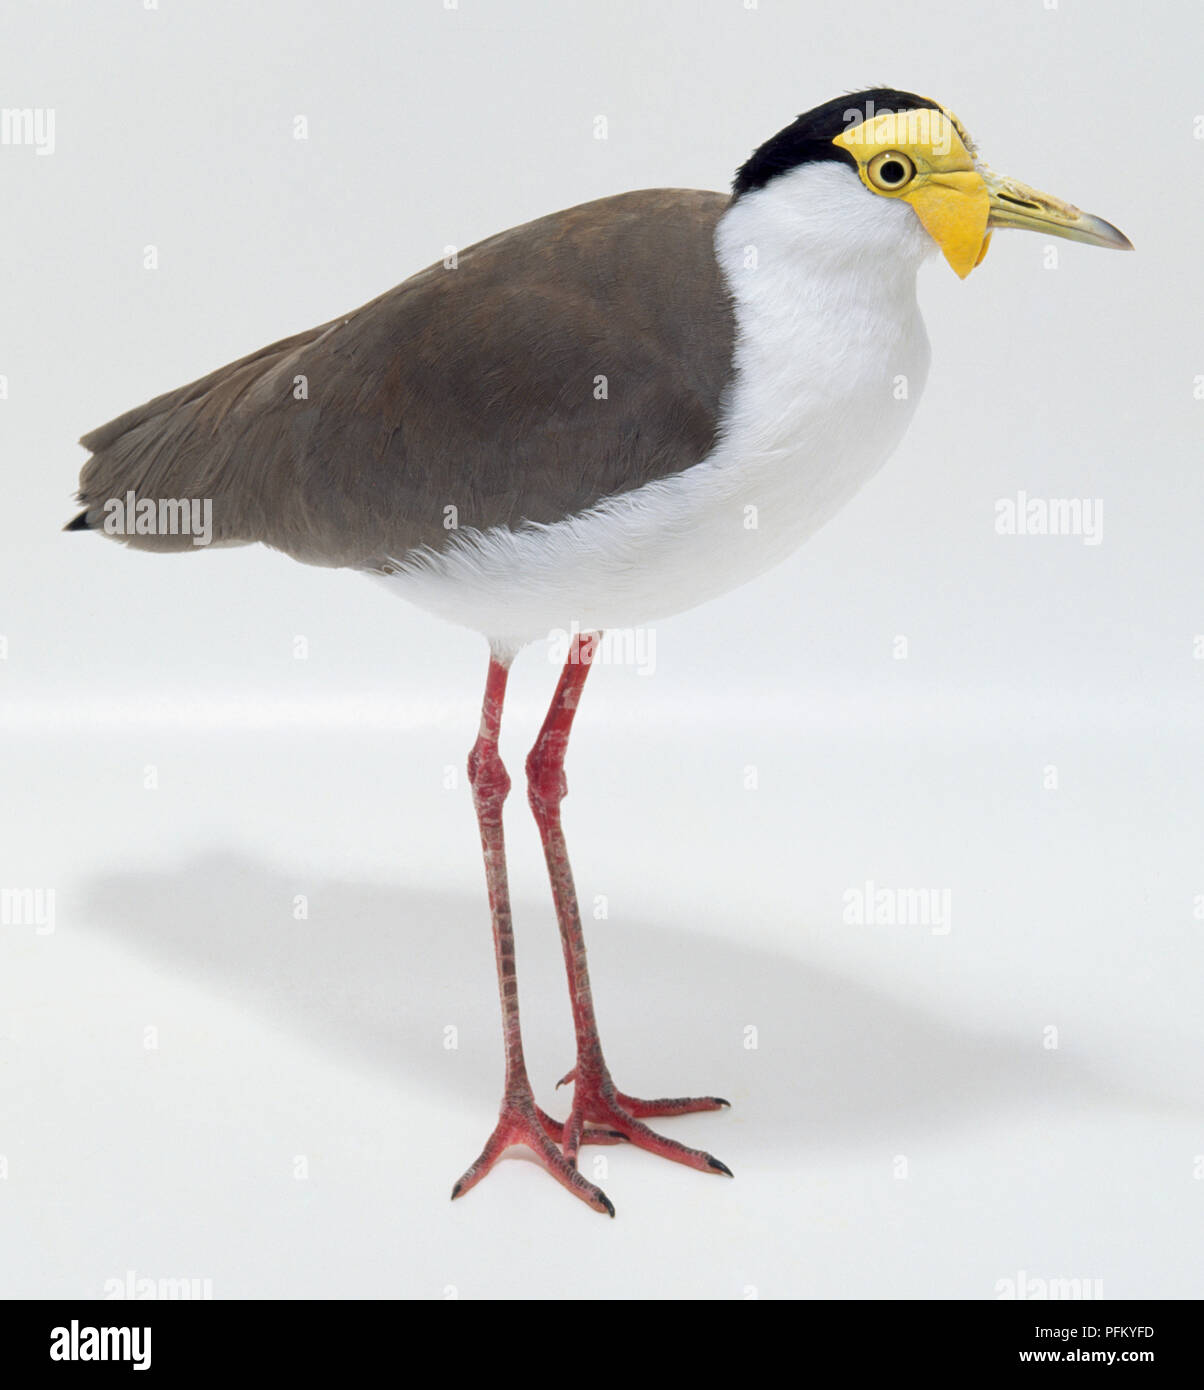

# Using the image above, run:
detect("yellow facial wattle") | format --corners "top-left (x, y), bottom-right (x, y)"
top-left (833, 109), bottom-right (990, 278)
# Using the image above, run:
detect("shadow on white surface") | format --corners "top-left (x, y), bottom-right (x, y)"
top-left (74, 850), bottom-right (1181, 1155)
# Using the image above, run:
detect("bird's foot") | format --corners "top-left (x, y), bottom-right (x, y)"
top-left (555, 1066), bottom-right (733, 1175)
top-left (451, 1091), bottom-right (620, 1216)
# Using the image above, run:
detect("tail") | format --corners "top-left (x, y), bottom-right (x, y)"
top-left (66, 319), bottom-right (335, 551)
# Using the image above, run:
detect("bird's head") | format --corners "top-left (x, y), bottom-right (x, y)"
top-left (734, 88), bottom-right (1131, 278)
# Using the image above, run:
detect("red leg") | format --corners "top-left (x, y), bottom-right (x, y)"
top-left (451, 648), bottom-right (616, 1215)
top-left (527, 633), bottom-right (732, 1178)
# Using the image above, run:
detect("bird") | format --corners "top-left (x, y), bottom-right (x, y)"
top-left (67, 88), bottom-right (1131, 1217)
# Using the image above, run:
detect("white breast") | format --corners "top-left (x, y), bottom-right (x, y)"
top-left (379, 163), bottom-right (935, 653)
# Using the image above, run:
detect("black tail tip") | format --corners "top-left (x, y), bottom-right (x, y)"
top-left (64, 510), bottom-right (93, 532)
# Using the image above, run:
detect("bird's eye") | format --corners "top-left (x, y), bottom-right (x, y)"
top-left (867, 151), bottom-right (916, 192)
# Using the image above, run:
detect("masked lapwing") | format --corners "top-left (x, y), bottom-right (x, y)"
top-left (68, 88), bottom-right (1131, 1216)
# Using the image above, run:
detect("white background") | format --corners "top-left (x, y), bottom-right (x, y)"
top-left (2, 0), bottom-right (1202, 1298)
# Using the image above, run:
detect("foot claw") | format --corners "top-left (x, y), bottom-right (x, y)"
top-left (706, 1155), bottom-right (734, 1177)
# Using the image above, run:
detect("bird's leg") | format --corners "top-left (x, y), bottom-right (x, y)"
top-left (451, 648), bottom-right (615, 1216)
top-left (527, 633), bottom-right (732, 1178)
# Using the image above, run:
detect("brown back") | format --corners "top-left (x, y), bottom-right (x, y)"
top-left (73, 189), bottom-right (737, 569)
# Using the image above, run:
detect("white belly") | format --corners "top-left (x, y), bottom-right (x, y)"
top-left (379, 165), bottom-right (935, 652)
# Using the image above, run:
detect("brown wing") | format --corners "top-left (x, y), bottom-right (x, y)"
top-left (70, 189), bottom-right (737, 569)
